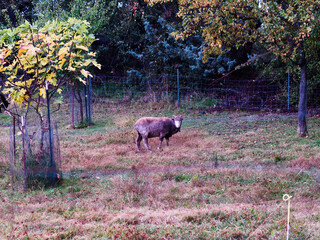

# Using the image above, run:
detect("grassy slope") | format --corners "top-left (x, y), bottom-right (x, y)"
top-left (0, 101), bottom-right (319, 239)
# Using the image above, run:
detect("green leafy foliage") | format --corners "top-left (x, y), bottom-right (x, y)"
top-left (147, 0), bottom-right (320, 136)
top-left (0, 0), bottom-right (33, 28)
top-left (147, 0), bottom-right (320, 63)
top-left (33, 0), bottom-right (116, 34)
top-left (0, 18), bottom-right (100, 122)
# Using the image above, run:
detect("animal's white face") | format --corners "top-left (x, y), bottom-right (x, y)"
top-left (174, 120), bottom-right (182, 128)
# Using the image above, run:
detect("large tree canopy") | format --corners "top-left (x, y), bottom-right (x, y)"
top-left (147, 0), bottom-right (320, 136)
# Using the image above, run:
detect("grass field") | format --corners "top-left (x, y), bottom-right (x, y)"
top-left (0, 99), bottom-right (319, 239)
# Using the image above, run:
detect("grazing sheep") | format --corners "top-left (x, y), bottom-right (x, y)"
top-left (134, 116), bottom-right (183, 152)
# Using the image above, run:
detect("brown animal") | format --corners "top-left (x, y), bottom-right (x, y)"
top-left (134, 116), bottom-right (183, 152)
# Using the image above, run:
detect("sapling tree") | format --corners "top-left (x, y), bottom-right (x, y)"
top-left (0, 18), bottom-right (100, 127)
top-left (0, 18), bottom-right (100, 180)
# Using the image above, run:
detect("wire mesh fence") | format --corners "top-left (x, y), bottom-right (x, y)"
top-left (9, 119), bottom-right (61, 190)
top-left (92, 74), bottom-right (320, 111)
top-left (67, 77), bottom-right (93, 127)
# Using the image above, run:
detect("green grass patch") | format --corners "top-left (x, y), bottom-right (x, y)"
top-left (0, 114), bottom-right (11, 125)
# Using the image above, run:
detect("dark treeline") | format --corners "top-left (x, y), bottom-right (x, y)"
top-left (0, 0), bottom-right (263, 78)
top-left (0, 0), bottom-right (320, 108)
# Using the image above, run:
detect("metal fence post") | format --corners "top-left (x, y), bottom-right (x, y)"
top-left (46, 81), bottom-right (56, 184)
top-left (85, 80), bottom-right (88, 122)
top-left (11, 115), bottom-right (16, 189)
top-left (21, 116), bottom-right (27, 189)
top-left (88, 76), bottom-right (92, 125)
top-left (177, 68), bottom-right (180, 107)
top-left (288, 69), bottom-right (290, 111)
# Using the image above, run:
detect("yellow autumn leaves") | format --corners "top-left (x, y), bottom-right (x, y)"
top-left (0, 18), bottom-right (101, 107)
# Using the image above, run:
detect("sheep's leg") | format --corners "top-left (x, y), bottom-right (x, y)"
top-left (143, 137), bottom-right (152, 152)
top-left (158, 137), bottom-right (164, 150)
top-left (165, 137), bottom-right (169, 146)
top-left (136, 133), bottom-right (142, 151)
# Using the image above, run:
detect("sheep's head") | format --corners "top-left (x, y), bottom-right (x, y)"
top-left (172, 116), bottom-right (183, 130)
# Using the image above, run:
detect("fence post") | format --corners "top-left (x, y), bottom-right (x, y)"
top-left (177, 68), bottom-right (180, 107)
top-left (21, 116), bottom-right (27, 189)
top-left (13, 115), bottom-right (16, 161)
top-left (46, 81), bottom-right (56, 184)
top-left (11, 115), bottom-right (16, 189)
top-left (71, 84), bottom-right (75, 128)
top-left (85, 81), bottom-right (88, 122)
top-left (288, 69), bottom-right (290, 111)
top-left (283, 194), bottom-right (292, 240)
top-left (88, 76), bottom-right (92, 125)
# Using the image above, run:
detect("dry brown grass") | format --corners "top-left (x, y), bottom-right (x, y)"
top-left (0, 102), bottom-right (320, 239)
top-left (0, 127), bottom-right (9, 167)
top-left (59, 128), bottom-right (222, 172)
top-left (290, 157), bottom-right (320, 169)
top-left (0, 167), bottom-right (319, 239)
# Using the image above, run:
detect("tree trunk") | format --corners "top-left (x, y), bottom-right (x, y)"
top-left (297, 60), bottom-right (308, 137)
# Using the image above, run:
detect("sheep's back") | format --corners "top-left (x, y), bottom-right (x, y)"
top-left (134, 117), bottom-right (172, 137)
